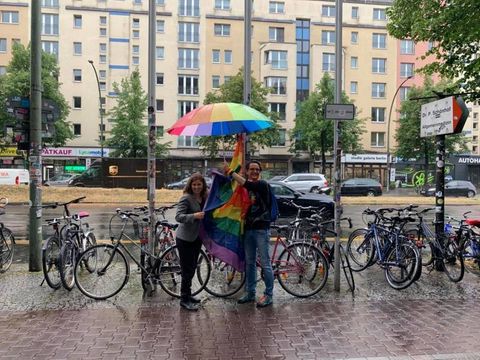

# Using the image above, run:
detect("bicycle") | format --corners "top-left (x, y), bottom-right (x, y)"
top-left (74, 209), bottom-right (211, 300)
top-left (0, 197), bottom-right (15, 273)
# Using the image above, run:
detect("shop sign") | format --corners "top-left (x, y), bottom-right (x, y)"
top-left (342, 153), bottom-right (391, 164)
top-left (42, 147), bottom-right (110, 157)
top-left (0, 147), bottom-right (19, 157)
top-left (457, 157), bottom-right (480, 164)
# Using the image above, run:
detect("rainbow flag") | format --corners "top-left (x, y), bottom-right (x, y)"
top-left (201, 136), bottom-right (251, 271)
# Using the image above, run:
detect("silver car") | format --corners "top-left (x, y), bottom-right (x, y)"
top-left (44, 173), bottom-right (78, 187)
top-left (281, 173), bottom-right (328, 193)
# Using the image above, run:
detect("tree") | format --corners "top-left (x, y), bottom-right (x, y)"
top-left (0, 43), bottom-right (73, 146)
top-left (395, 78), bottom-right (469, 181)
top-left (290, 73), bottom-right (365, 173)
top-left (198, 68), bottom-right (280, 157)
top-left (387, 0), bottom-right (480, 101)
top-left (105, 69), bottom-right (170, 158)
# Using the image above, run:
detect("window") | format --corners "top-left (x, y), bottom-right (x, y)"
top-left (156, 20), bottom-right (165, 33)
top-left (42, 14), bottom-right (59, 35)
top-left (132, 18), bottom-right (140, 29)
top-left (177, 100), bottom-right (200, 147)
top-left (156, 72), bottom-right (164, 85)
top-left (351, 32), bottom-right (358, 44)
top-left (322, 53), bottom-right (335, 72)
top-left (99, 70), bottom-right (106, 79)
top-left (372, 58), bottom-right (386, 73)
top-left (269, 27), bottom-right (284, 42)
top-left (99, 82), bottom-right (106, 91)
top-left (0, 66), bottom-right (6, 76)
top-left (156, 99), bottom-right (164, 111)
top-left (178, 22), bottom-right (199, 42)
top-left (224, 50), bottom-right (232, 64)
top-left (212, 75), bottom-right (220, 88)
top-left (371, 132), bottom-right (385, 147)
top-left (224, 76), bottom-right (231, 83)
top-left (73, 69), bottom-right (82, 82)
top-left (212, 49), bottom-right (220, 63)
top-left (322, 5), bottom-right (335, 17)
top-left (428, 41), bottom-right (434, 51)
top-left (12, 38), bottom-right (20, 46)
top-left (372, 33), bottom-right (386, 49)
top-left (400, 86), bottom-right (410, 101)
top-left (214, 24), bottom-right (230, 36)
top-left (156, 125), bottom-right (164, 137)
top-left (73, 97), bottom-right (82, 109)
top-left (273, 129), bottom-right (286, 146)
top-left (321, 31), bottom-right (335, 45)
top-left (265, 77), bottom-right (287, 95)
top-left (270, 103), bottom-right (286, 121)
top-left (42, 0), bottom-right (59, 7)
top-left (178, 75), bottom-right (199, 95)
top-left (73, 124), bottom-right (81, 136)
top-left (266, 50), bottom-right (287, 69)
top-left (372, 83), bottom-right (386, 98)
top-left (133, 30), bottom-right (140, 38)
top-left (178, 48), bottom-right (199, 69)
top-left (100, 16), bottom-right (107, 25)
top-left (42, 41), bottom-right (58, 57)
top-left (351, 56), bottom-right (358, 69)
top-left (400, 40), bottom-right (414, 54)
top-left (133, 45), bottom-right (140, 55)
top-left (269, 1), bottom-right (285, 14)
top-left (215, 0), bottom-right (230, 10)
top-left (99, 55), bottom-right (107, 63)
top-left (179, 0), bottom-right (200, 16)
top-left (100, 28), bottom-right (107, 37)
top-left (1, 11), bottom-right (19, 24)
top-left (0, 39), bottom-right (6, 52)
top-left (73, 42), bottom-right (82, 55)
top-left (371, 107), bottom-right (385, 123)
top-left (73, 15), bottom-right (82, 28)
top-left (156, 46), bottom-right (164, 59)
top-left (400, 62), bottom-right (414, 77)
top-left (350, 81), bottom-right (358, 94)
top-left (133, 0), bottom-right (142, 4)
top-left (351, 6), bottom-right (359, 19)
top-left (132, 56), bottom-right (139, 65)
top-left (100, 43), bottom-right (107, 53)
top-left (373, 8), bottom-right (386, 20)
top-left (156, 0), bottom-right (165, 4)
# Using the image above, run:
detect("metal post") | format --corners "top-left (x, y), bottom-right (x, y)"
top-left (147, 0), bottom-right (157, 254)
top-left (333, 0), bottom-right (343, 291)
top-left (87, 60), bottom-right (104, 186)
top-left (243, 0), bottom-right (252, 162)
top-left (434, 135), bottom-right (445, 270)
top-left (29, 0), bottom-right (42, 271)
top-left (386, 76), bottom-right (412, 192)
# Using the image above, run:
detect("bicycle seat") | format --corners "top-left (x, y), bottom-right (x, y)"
top-left (466, 219), bottom-right (480, 227)
top-left (270, 224), bottom-right (289, 231)
top-left (72, 211), bottom-right (89, 221)
top-left (160, 221), bottom-right (178, 230)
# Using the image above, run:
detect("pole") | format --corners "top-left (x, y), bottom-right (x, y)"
top-left (434, 135), bottom-right (445, 271)
top-left (29, 0), bottom-right (42, 271)
top-left (386, 75), bottom-right (412, 192)
top-left (243, 0), bottom-right (252, 162)
top-left (87, 60), bottom-right (104, 186)
top-left (147, 0), bottom-right (156, 255)
top-left (333, 0), bottom-right (343, 291)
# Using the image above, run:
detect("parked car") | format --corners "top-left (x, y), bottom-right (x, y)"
top-left (44, 173), bottom-right (77, 187)
top-left (341, 178), bottom-right (383, 196)
top-left (269, 175), bottom-right (287, 181)
top-left (280, 173), bottom-right (328, 193)
top-left (268, 181), bottom-right (335, 219)
top-left (165, 176), bottom-right (213, 190)
top-left (421, 180), bottom-right (477, 198)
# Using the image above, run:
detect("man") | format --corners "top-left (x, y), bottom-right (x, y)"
top-left (224, 160), bottom-right (274, 307)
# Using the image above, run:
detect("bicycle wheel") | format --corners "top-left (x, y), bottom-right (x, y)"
top-left (277, 243), bottom-right (328, 298)
top-left (461, 239), bottom-right (480, 275)
top-left (82, 232), bottom-right (97, 272)
top-left (74, 244), bottom-right (129, 300)
top-left (384, 241), bottom-right (420, 290)
top-left (443, 240), bottom-right (464, 283)
top-left (0, 227), bottom-right (15, 273)
top-left (202, 255), bottom-right (245, 297)
top-left (59, 241), bottom-right (78, 291)
top-left (157, 246), bottom-right (210, 298)
top-left (339, 245), bottom-right (355, 292)
top-left (346, 229), bottom-right (375, 272)
top-left (41, 235), bottom-right (62, 289)
top-left (405, 229), bottom-right (433, 266)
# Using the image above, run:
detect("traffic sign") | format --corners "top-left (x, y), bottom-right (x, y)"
top-left (325, 104), bottom-right (355, 120)
top-left (420, 96), bottom-right (469, 137)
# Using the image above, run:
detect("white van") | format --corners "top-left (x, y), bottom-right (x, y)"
top-left (0, 169), bottom-right (30, 185)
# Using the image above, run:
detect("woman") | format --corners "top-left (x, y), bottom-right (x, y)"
top-left (175, 172), bottom-right (207, 311)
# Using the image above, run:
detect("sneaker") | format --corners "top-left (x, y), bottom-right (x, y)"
top-left (256, 295), bottom-right (273, 308)
top-left (180, 300), bottom-right (199, 311)
top-left (237, 293), bottom-right (256, 304)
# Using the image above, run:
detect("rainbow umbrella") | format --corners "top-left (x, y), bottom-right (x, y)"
top-left (167, 102), bottom-right (273, 136)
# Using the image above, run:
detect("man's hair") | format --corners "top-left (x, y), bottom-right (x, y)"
top-left (246, 160), bottom-right (262, 172)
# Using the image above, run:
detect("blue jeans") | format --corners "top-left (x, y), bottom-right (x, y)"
top-left (244, 229), bottom-right (274, 297)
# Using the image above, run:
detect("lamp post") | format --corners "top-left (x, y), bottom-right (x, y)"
top-left (386, 75), bottom-right (412, 192)
top-left (88, 60), bottom-right (104, 186)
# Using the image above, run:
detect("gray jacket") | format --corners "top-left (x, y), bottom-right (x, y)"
top-left (175, 194), bottom-right (203, 242)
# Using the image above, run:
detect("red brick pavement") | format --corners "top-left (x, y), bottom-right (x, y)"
top-left (0, 299), bottom-right (479, 359)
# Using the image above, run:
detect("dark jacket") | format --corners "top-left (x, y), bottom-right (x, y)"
top-left (244, 180), bottom-right (271, 230)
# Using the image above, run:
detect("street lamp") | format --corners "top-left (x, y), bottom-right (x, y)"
top-left (386, 75), bottom-right (413, 192)
top-left (88, 60), bottom-right (104, 186)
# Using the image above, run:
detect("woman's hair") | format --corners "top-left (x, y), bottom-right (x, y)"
top-left (246, 160), bottom-right (262, 171)
top-left (183, 172), bottom-right (208, 199)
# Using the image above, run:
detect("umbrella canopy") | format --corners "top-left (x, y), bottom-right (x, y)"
top-left (167, 102), bottom-right (273, 136)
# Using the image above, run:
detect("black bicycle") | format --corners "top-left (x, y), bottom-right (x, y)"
top-left (0, 197), bottom-right (15, 273)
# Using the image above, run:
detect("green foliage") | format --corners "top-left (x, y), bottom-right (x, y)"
top-left (198, 68), bottom-right (280, 157)
top-left (105, 69), bottom-right (170, 158)
top-left (395, 78), bottom-right (469, 163)
top-left (387, 0), bottom-right (480, 101)
top-left (0, 43), bottom-right (73, 146)
top-left (290, 73), bottom-right (365, 159)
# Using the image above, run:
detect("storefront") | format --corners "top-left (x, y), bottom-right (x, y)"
top-left (450, 155), bottom-right (480, 186)
top-left (0, 147), bottom-right (26, 168)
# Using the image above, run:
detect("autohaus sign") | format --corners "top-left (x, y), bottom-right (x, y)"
top-left (457, 156), bottom-right (480, 164)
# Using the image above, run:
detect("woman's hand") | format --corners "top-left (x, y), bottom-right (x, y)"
top-left (193, 211), bottom-right (205, 220)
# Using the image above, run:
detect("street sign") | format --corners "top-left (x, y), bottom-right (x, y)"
top-left (325, 104), bottom-right (355, 120)
top-left (420, 96), bottom-right (469, 137)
